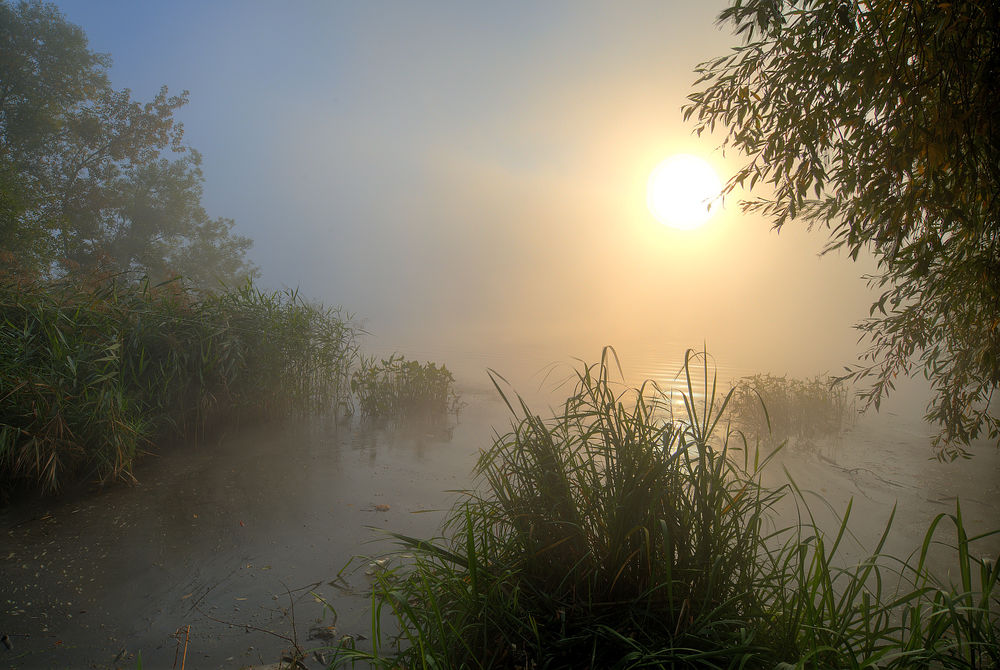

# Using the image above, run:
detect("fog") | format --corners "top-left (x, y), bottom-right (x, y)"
top-left (54, 0), bottom-right (877, 387)
top-left (7, 5), bottom-right (999, 667)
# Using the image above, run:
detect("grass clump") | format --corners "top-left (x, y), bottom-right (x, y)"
top-left (330, 348), bottom-right (998, 669)
top-left (729, 373), bottom-right (854, 445)
top-left (350, 354), bottom-right (459, 418)
top-left (0, 271), bottom-right (358, 495)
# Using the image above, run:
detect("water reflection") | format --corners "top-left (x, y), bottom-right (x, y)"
top-left (350, 413), bottom-right (457, 463)
top-left (0, 400), bottom-right (504, 669)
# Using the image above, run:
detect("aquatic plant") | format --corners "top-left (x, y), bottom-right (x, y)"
top-left (729, 372), bottom-right (854, 445)
top-left (0, 270), bottom-right (358, 495)
top-left (328, 349), bottom-right (998, 669)
top-left (351, 354), bottom-right (459, 418)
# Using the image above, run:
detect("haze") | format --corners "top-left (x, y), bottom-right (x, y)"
top-left (52, 0), bottom-right (878, 388)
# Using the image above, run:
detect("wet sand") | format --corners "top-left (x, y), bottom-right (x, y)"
top-left (2, 385), bottom-right (998, 669)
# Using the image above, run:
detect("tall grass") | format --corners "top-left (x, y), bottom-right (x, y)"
top-left (729, 373), bottom-right (854, 445)
top-left (351, 354), bottom-right (459, 418)
top-left (330, 348), bottom-right (998, 669)
top-left (0, 270), bottom-right (358, 495)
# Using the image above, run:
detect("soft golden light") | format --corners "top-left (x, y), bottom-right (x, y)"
top-left (647, 154), bottom-right (722, 230)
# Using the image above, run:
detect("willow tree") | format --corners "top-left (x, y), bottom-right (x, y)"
top-left (685, 1), bottom-right (999, 457)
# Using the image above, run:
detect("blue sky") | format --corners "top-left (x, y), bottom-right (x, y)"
top-left (49, 1), bottom-right (876, 385)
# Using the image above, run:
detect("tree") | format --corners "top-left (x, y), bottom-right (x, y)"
top-left (684, 0), bottom-right (999, 457)
top-left (0, 0), bottom-right (256, 288)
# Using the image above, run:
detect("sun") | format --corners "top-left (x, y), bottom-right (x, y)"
top-left (647, 154), bottom-right (723, 230)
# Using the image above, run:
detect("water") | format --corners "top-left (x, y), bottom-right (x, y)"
top-left (2, 354), bottom-right (998, 669)
top-left (0, 392), bottom-right (508, 669)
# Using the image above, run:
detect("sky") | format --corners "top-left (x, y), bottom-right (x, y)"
top-left (51, 0), bottom-right (879, 388)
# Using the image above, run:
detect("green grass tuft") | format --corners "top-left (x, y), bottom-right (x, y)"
top-left (328, 348), bottom-right (999, 669)
top-left (728, 373), bottom-right (854, 446)
top-left (351, 354), bottom-right (460, 418)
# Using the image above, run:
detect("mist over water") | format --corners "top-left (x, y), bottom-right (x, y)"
top-left (48, 1), bottom-right (877, 394)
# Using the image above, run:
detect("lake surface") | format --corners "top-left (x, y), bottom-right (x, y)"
top-left (2, 358), bottom-right (999, 669)
top-left (1, 389), bottom-right (507, 669)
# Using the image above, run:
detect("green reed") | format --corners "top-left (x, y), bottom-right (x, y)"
top-left (328, 348), bottom-right (997, 669)
top-left (351, 354), bottom-right (459, 418)
top-left (0, 270), bottom-right (358, 495)
top-left (729, 373), bottom-right (854, 445)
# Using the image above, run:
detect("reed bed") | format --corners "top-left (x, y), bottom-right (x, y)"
top-left (351, 354), bottom-right (459, 418)
top-left (728, 373), bottom-right (854, 445)
top-left (0, 271), bottom-right (358, 495)
top-left (330, 349), bottom-right (998, 669)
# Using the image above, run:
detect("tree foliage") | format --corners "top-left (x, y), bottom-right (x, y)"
top-left (685, 0), bottom-right (1000, 457)
top-left (0, 0), bottom-right (256, 288)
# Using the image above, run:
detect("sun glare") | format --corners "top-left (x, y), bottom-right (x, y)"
top-left (647, 154), bottom-right (722, 230)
